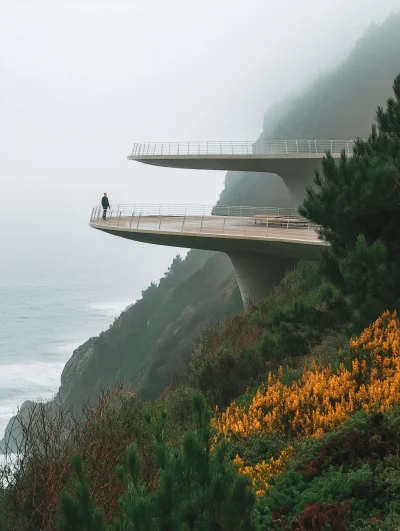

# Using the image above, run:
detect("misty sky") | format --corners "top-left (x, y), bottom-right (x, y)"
top-left (1, 0), bottom-right (400, 291)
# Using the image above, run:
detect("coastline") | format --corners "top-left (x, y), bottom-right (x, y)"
top-left (0, 299), bottom-right (135, 443)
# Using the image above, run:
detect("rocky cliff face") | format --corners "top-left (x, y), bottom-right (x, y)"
top-left (0, 400), bottom-right (35, 454)
top-left (2, 13), bottom-right (400, 454)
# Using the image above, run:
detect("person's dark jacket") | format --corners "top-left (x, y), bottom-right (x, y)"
top-left (101, 196), bottom-right (110, 209)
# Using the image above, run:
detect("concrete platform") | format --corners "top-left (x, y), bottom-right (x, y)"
top-left (90, 215), bottom-right (327, 262)
top-left (128, 152), bottom-right (334, 173)
top-left (128, 140), bottom-right (357, 205)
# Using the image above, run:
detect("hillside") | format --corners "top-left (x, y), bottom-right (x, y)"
top-left (221, 15), bottom-right (400, 210)
top-left (1, 13), bottom-right (400, 452)
top-left (1, 21), bottom-right (400, 527)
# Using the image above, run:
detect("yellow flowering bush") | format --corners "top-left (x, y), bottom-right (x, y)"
top-left (212, 311), bottom-right (400, 493)
top-left (233, 446), bottom-right (294, 495)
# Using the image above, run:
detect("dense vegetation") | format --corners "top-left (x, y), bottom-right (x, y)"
top-left (221, 14), bottom-right (400, 211)
top-left (1, 14), bottom-right (400, 531)
top-left (3, 308), bottom-right (400, 529)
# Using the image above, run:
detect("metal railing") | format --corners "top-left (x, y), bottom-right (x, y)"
top-left (130, 140), bottom-right (358, 157)
top-left (104, 204), bottom-right (300, 217)
top-left (90, 204), bottom-right (322, 242)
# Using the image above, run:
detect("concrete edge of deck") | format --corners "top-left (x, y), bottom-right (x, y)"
top-left (127, 153), bottom-right (339, 161)
top-left (89, 220), bottom-right (328, 262)
top-left (89, 221), bottom-right (327, 246)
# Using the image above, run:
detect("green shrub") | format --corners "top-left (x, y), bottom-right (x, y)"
top-left (58, 394), bottom-right (255, 531)
top-left (253, 409), bottom-right (400, 530)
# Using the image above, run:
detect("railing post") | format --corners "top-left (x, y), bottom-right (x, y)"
top-left (159, 216), bottom-right (163, 230)
top-left (129, 212), bottom-right (134, 228)
top-left (285, 140), bottom-right (288, 154)
top-left (223, 216), bottom-right (226, 234)
top-left (181, 216), bottom-right (186, 232)
top-left (330, 140), bottom-right (333, 152)
top-left (137, 213), bottom-right (141, 229)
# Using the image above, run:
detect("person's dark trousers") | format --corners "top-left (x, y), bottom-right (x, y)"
top-left (103, 208), bottom-right (107, 219)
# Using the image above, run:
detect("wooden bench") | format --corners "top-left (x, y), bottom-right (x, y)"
top-left (254, 214), bottom-right (281, 224)
top-left (253, 214), bottom-right (309, 227)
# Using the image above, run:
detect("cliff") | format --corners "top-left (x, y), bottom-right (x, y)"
top-left (2, 13), bottom-right (400, 453)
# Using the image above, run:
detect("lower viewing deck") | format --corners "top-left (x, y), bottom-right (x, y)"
top-left (89, 204), bottom-right (328, 261)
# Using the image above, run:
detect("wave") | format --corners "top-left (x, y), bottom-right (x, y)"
top-left (0, 361), bottom-right (65, 434)
top-left (88, 300), bottom-right (136, 318)
top-left (54, 341), bottom-right (81, 355)
top-left (0, 300), bottom-right (137, 441)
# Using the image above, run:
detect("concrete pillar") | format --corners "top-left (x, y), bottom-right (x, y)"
top-left (228, 252), bottom-right (298, 309)
top-left (280, 172), bottom-right (316, 207)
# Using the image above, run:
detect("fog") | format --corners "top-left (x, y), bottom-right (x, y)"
top-left (1, 0), bottom-right (400, 292)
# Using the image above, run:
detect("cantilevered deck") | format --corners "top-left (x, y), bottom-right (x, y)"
top-left (90, 204), bottom-right (329, 307)
top-left (89, 204), bottom-right (328, 261)
top-left (127, 140), bottom-right (357, 204)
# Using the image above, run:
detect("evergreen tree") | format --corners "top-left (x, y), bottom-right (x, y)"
top-left (299, 73), bottom-right (400, 329)
top-left (58, 455), bottom-right (106, 531)
top-left (114, 394), bottom-right (255, 530)
top-left (165, 255), bottom-right (184, 277)
top-left (58, 394), bottom-right (255, 530)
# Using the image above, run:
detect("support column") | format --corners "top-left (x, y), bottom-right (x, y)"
top-left (228, 253), bottom-right (298, 309)
top-left (280, 172), bottom-right (316, 207)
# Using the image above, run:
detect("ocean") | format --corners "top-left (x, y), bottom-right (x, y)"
top-left (0, 283), bottom-right (132, 437)
top-left (0, 185), bottom-right (179, 443)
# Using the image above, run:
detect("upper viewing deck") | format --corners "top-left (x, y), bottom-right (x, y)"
top-left (128, 139), bottom-right (357, 173)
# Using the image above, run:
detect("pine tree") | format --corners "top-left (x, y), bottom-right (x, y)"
top-left (58, 394), bottom-right (255, 530)
top-left (165, 255), bottom-right (183, 277)
top-left (58, 455), bottom-right (106, 531)
top-left (299, 73), bottom-right (400, 328)
top-left (115, 394), bottom-right (255, 530)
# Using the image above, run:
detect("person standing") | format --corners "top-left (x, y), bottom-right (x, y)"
top-left (101, 193), bottom-right (110, 219)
